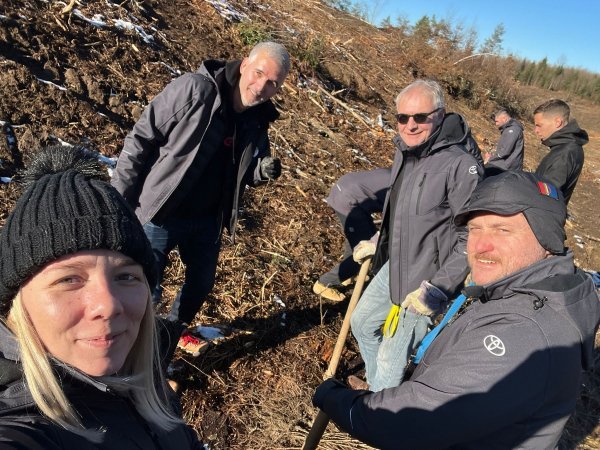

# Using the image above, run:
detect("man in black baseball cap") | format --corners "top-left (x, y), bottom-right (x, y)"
top-left (455, 170), bottom-right (566, 286)
top-left (311, 170), bottom-right (600, 449)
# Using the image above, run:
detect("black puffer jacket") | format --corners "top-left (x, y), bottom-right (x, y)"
top-left (535, 120), bottom-right (588, 204)
top-left (0, 324), bottom-right (203, 449)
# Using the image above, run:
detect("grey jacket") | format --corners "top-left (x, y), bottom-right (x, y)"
top-left (487, 118), bottom-right (524, 171)
top-left (325, 167), bottom-right (390, 217)
top-left (314, 251), bottom-right (600, 449)
top-left (373, 113), bottom-right (483, 303)
top-left (0, 323), bottom-right (203, 449)
top-left (111, 59), bottom-right (277, 237)
top-left (535, 120), bottom-right (588, 204)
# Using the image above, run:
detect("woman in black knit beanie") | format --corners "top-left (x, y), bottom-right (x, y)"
top-left (0, 146), bottom-right (203, 448)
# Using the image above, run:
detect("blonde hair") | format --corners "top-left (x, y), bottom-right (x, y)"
top-left (8, 285), bottom-right (182, 431)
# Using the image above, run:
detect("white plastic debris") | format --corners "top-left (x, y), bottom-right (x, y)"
top-left (1, 177), bottom-right (12, 183)
top-left (71, 9), bottom-right (156, 44)
top-left (205, 0), bottom-right (248, 22)
top-left (73, 9), bottom-right (108, 28)
top-left (273, 294), bottom-right (286, 308)
top-left (160, 62), bottom-right (182, 76)
top-left (48, 136), bottom-right (117, 170)
top-left (36, 78), bottom-right (67, 91)
top-left (113, 19), bottom-right (155, 44)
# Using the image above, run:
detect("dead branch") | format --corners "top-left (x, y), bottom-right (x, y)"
top-left (317, 86), bottom-right (371, 128)
top-left (61, 0), bottom-right (78, 14)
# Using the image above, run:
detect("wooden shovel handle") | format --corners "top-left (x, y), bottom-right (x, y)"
top-left (303, 258), bottom-right (371, 450)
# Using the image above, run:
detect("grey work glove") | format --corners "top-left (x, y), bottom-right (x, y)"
top-left (259, 157), bottom-right (281, 180)
top-left (400, 280), bottom-right (448, 316)
top-left (352, 232), bottom-right (379, 263)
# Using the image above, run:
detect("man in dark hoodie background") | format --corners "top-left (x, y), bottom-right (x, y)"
top-left (534, 99), bottom-right (588, 204)
top-left (112, 42), bottom-right (290, 356)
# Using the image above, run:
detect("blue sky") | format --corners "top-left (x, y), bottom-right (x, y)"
top-left (370, 0), bottom-right (600, 74)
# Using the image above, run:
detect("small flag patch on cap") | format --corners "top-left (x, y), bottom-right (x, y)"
top-left (537, 181), bottom-right (559, 199)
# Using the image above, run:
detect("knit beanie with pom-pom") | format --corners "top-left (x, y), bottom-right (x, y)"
top-left (0, 145), bottom-right (156, 312)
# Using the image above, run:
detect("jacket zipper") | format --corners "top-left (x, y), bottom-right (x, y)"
top-left (149, 94), bottom-right (217, 221)
top-left (416, 173), bottom-right (427, 215)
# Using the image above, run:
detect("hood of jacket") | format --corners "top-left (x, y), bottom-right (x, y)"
top-left (392, 112), bottom-right (471, 157)
top-left (0, 322), bottom-right (112, 415)
top-left (500, 117), bottom-right (523, 133)
top-left (200, 59), bottom-right (280, 124)
top-left (464, 251), bottom-right (600, 371)
top-left (542, 119), bottom-right (589, 149)
top-left (0, 323), bottom-right (20, 388)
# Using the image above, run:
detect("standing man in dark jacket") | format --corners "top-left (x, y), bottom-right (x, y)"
top-left (112, 42), bottom-right (290, 354)
top-left (484, 108), bottom-right (524, 172)
top-left (313, 171), bottom-right (600, 449)
top-left (534, 99), bottom-right (588, 204)
top-left (349, 80), bottom-right (483, 391)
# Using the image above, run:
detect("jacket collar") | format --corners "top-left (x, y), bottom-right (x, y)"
top-left (0, 322), bottom-right (111, 393)
top-left (0, 323), bottom-right (21, 387)
top-left (542, 119), bottom-right (589, 148)
top-left (393, 112), bottom-right (469, 158)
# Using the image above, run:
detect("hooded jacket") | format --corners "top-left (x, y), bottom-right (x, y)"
top-left (535, 120), bottom-right (588, 204)
top-left (373, 113), bottom-right (483, 303)
top-left (487, 118), bottom-right (524, 171)
top-left (314, 251), bottom-right (600, 449)
top-left (111, 59), bottom-right (278, 238)
top-left (0, 323), bottom-right (202, 449)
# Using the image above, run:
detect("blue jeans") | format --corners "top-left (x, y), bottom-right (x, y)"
top-left (144, 217), bottom-right (221, 324)
top-left (351, 261), bottom-right (431, 392)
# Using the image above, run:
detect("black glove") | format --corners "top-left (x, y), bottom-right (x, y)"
top-left (312, 378), bottom-right (346, 409)
top-left (259, 157), bottom-right (281, 180)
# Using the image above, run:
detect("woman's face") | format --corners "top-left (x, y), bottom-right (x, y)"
top-left (20, 249), bottom-right (148, 376)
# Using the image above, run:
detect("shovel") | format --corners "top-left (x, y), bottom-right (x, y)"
top-left (303, 257), bottom-right (371, 450)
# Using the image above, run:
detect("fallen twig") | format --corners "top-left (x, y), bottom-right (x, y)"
top-left (61, 0), bottom-right (77, 14)
top-left (317, 86), bottom-right (370, 128)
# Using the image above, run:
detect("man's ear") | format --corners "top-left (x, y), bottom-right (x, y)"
top-left (240, 57), bottom-right (249, 73)
top-left (554, 115), bottom-right (565, 129)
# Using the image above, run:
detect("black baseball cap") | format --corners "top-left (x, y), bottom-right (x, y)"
top-left (455, 171), bottom-right (567, 254)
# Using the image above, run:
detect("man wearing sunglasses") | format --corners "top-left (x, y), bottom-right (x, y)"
top-left (349, 79), bottom-right (483, 391)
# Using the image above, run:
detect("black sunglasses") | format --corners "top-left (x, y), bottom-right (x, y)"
top-left (395, 107), bottom-right (442, 125)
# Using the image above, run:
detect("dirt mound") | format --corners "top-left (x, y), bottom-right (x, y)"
top-left (1, 1), bottom-right (598, 449)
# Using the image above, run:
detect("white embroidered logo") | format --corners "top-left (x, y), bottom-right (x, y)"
top-left (484, 335), bottom-right (505, 356)
top-left (469, 166), bottom-right (478, 175)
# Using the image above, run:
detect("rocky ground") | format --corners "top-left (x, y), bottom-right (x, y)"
top-left (1, 1), bottom-right (598, 449)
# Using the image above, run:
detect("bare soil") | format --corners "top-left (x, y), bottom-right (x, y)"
top-left (1, 1), bottom-right (598, 449)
